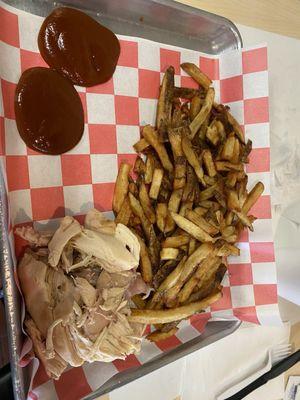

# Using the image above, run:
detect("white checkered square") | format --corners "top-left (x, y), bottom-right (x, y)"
top-left (64, 185), bottom-right (93, 215)
top-left (180, 49), bottom-right (200, 71)
top-left (256, 304), bottom-right (282, 326)
top-left (86, 93), bottom-right (115, 124)
top-left (138, 40), bottom-right (160, 71)
top-left (249, 219), bottom-right (273, 242)
top-left (32, 380), bottom-right (59, 400)
top-left (135, 340), bottom-right (163, 364)
top-left (213, 80), bottom-right (220, 103)
top-left (139, 98), bottom-right (157, 126)
top-left (245, 123), bottom-right (270, 148)
top-left (221, 271), bottom-right (230, 287)
top-left (211, 309), bottom-right (234, 319)
top-left (252, 262), bottom-right (277, 284)
top-left (8, 189), bottom-right (32, 225)
top-left (229, 242), bottom-right (251, 264)
top-left (225, 100), bottom-right (244, 125)
top-left (18, 11), bottom-right (42, 52)
top-left (116, 125), bottom-right (140, 154)
top-left (5, 118), bottom-right (27, 155)
top-left (219, 49), bottom-right (242, 79)
top-left (175, 320), bottom-right (202, 342)
top-left (247, 171), bottom-right (270, 195)
top-left (114, 66), bottom-right (138, 97)
top-left (231, 285), bottom-right (255, 308)
top-left (243, 71), bottom-right (268, 99)
top-left (91, 154), bottom-right (117, 183)
top-left (0, 41), bottom-right (20, 83)
top-left (83, 361), bottom-right (119, 391)
top-left (67, 125), bottom-right (90, 154)
top-left (28, 155), bottom-right (62, 188)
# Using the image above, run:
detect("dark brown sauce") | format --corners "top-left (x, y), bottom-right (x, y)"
top-left (38, 7), bottom-right (120, 87)
top-left (14, 67), bottom-right (84, 155)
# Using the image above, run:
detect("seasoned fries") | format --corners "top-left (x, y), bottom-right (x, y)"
top-left (111, 61), bottom-right (264, 342)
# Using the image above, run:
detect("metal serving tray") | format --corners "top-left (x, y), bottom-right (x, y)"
top-left (0, 1), bottom-right (242, 399)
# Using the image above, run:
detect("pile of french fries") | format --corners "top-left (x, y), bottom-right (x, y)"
top-left (113, 63), bottom-right (264, 342)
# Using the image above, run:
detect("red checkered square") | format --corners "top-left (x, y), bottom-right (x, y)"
top-left (6, 156), bottom-right (29, 191)
top-left (93, 182), bottom-right (115, 212)
top-left (253, 284), bottom-right (277, 305)
top-left (244, 97), bottom-right (269, 124)
top-left (0, 7), bottom-right (19, 47)
top-left (54, 367), bottom-right (91, 400)
top-left (242, 47), bottom-right (268, 74)
top-left (61, 155), bottom-right (91, 186)
top-left (154, 333), bottom-right (182, 352)
top-left (78, 92), bottom-right (88, 124)
top-left (190, 312), bottom-right (211, 333)
top-left (118, 40), bottom-right (138, 68)
top-left (115, 95), bottom-right (139, 125)
top-left (246, 148), bottom-right (270, 173)
top-left (180, 75), bottom-right (198, 89)
top-left (228, 263), bottom-right (253, 286)
top-left (32, 365), bottom-right (49, 389)
top-left (0, 116), bottom-right (4, 155)
top-left (89, 124), bottom-right (117, 154)
top-left (200, 56), bottom-right (219, 80)
top-left (160, 48), bottom-right (181, 74)
top-left (250, 195), bottom-right (271, 219)
top-left (233, 306), bottom-right (259, 324)
top-left (139, 69), bottom-right (160, 98)
top-left (113, 354), bottom-right (141, 372)
top-left (86, 77), bottom-right (114, 94)
top-left (1, 80), bottom-right (16, 119)
top-left (250, 242), bottom-right (275, 263)
top-left (20, 49), bottom-right (47, 72)
top-left (238, 229), bottom-right (249, 242)
top-left (220, 75), bottom-right (243, 103)
top-left (31, 187), bottom-right (65, 221)
top-left (210, 287), bottom-right (232, 311)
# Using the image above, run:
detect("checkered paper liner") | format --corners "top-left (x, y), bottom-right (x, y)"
top-left (0, 2), bottom-right (281, 399)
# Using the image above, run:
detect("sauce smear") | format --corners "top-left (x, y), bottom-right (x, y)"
top-left (38, 7), bottom-right (120, 86)
top-left (15, 67), bottom-right (84, 155)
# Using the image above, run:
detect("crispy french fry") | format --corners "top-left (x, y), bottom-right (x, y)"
top-left (221, 136), bottom-right (236, 160)
top-left (115, 196), bottom-right (131, 225)
top-left (227, 190), bottom-right (240, 211)
top-left (180, 63), bottom-right (212, 90)
top-left (162, 235), bottom-right (189, 248)
top-left (129, 181), bottom-right (138, 197)
top-left (134, 231), bottom-right (153, 283)
top-left (134, 156), bottom-right (146, 176)
top-left (182, 165), bottom-right (196, 202)
top-left (233, 210), bottom-right (254, 231)
top-left (133, 138), bottom-right (150, 153)
top-left (188, 238), bottom-right (197, 255)
top-left (165, 188), bottom-right (183, 233)
top-left (190, 96), bottom-right (202, 121)
top-left (173, 86), bottom-right (201, 99)
top-left (179, 201), bottom-right (193, 217)
top-left (147, 327), bottom-right (179, 342)
top-left (160, 248), bottom-right (179, 260)
top-left (198, 182), bottom-right (219, 201)
top-left (231, 138), bottom-right (240, 164)
top-left (156, 66), bottom-right (174, 140)
top-left (186, 210), bottom-right (219, 235)
top-left (182, 135), bottom-right (206, 185)
top-left (227, 110), bottom-right (245, 143)
top-left (242, 182), bottom-right (264, 214)
top-left (193, 206), bottom-right (208, 217)
top-left (189, 88), bottom-right (215, 139)
top-left (113, 162), bottom-right (131, 213)
top-left (215, 161), bottom-right (243, 172)
top-left (139, 182), bottom-right (156, 224)
top-left (170, 212), bottom-right (214, 242)
top-left (157, 256), bottom-right (187, 292)
top-left (131, 294), bottom-right (146, 309)
top-left (226, 171), bottom-right (238, 188)
top-left (129, 192), bottom-right (152, 241)
top-left (129, 289), bottom-right (221, 324)
top-left (143, 125), bottom-right (173, 172)
top-left (156, 203), bottom-right (168, 232)
top-left (206, 124), bottom-right (219, 146)
top-left (149, 168), bottom-right (164, 199)
top-left (216, 242), bottom-right (240, 257)
top-left (144, 153), bottom-right (155, 184)
top-left (203, 149), bottom-right (217, 177)
top-left (174, 156), bottom-right (187, 190)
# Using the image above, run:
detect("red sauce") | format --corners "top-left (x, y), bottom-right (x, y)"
top-left (38, 7), bottom-right (120, 86)
top-left (14, 67), bottom-right (84, 155)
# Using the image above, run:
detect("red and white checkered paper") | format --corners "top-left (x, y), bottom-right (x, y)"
top-left (0, 2), bottom-right (281, 399)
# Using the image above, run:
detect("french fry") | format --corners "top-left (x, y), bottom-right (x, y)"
top-left (144, 153), bottom-right (155, 184)
top-left (162, 235), bottom-right (189, 248)
top-left (170, 212), bottom-right (214, 242)
top-left (129, 192), bottom-right (152, 241)
top-left (206, 124), bottom-right (219, 146)
top-left (139, 182), bottom-right (156, 224)
top-left (143, 125), bottom-right (173, 172)
top-left (182, 165), bottom-right (196, 202)
top-left (242, 182), bottom-right (264, 214)
top-left (215, 161), bottom-right (243, 172)
top-left (203, 149), bottom-right (217, 177)
top-left (233, 210), bottom-right (254, 231)
top-left (134, 138), bottom-right (150, 153)
top-left (165, 188), bottom-right (183, 233)
top-left (173, 86), bottom-right (201, 99)
top-left (112, 162), bottom-right (131, 214)
top-left (231, 138), bottom-right (240, 164)
top-left (180, 63), bottom-right (212, 90)
top-left (186, 210), bottom-right (219, 235)
top-left (221, 136), bottom-right (236, 160)
top-left (227, 190), bottom-right (240, 211)
top-left (182, 135), bottom-right (206, 185)
top-left (115, 196), bottom-right (131, 225)
top-left (190, 96), bottom-right (202, 121)
top-left (129, 289), bottom-right (221, 324)
top-left (156, 203), bottom-right (168, 232)
top-left (134, 231), bottom-right (153, 283)
top-left (174, 156), bottom-right (187, 190)
top-left (179, 201), bottom-right (193, 217)
top-left (160, 248), bottom-right (179, 260)
top-left (156, 66), bottom-right (174, 140)
top-left (227, 109), bottom-right (245, 144)
top-left (131, 294), bottom-right (146, 309)
top-left (199, 114), bottom-right (209, 141)
top-left (198, 182), bottom-right (219, 201)
top-left (147, 327), bottom-right (179, 342)
top-left (193, 206), bottom-right (208, 217)
top-left (188, 238), bottom-right (197, 255)
top-left (128, 181), bottom-right (139, 197)
top-left (226, 171), bottom-right (238, 188)
top-left (149, 168), bottom-right (164, 199)
top-left (189, 88), bottom-right (215, 139)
